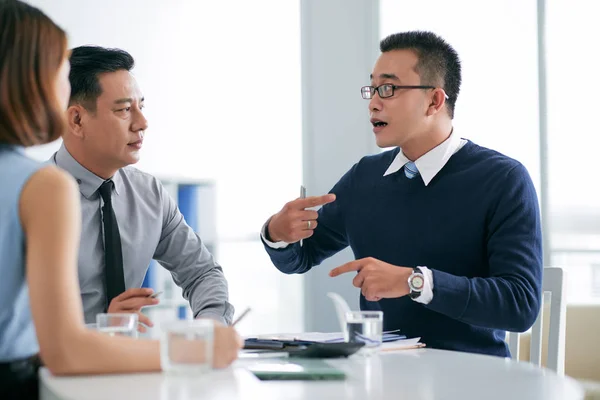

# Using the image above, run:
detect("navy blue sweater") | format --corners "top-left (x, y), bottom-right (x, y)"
top-left (264, 140), bottom-right (543, 357)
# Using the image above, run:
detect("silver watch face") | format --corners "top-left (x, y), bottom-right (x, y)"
top-left (410, 274), bottom-right (424, 291)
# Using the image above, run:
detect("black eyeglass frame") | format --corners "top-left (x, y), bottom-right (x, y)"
top-left (361, 84), bottom-right (449, 100)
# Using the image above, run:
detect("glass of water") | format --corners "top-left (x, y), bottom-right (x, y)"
top-left (344, 311), bottom-right (383, 352)
top-left (96, 313), bottom-right (138, 338)
top-left (160, 319), bottom-right (214, 374)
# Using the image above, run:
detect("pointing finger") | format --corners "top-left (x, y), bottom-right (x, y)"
top-left (329, 259), bottom-right (365, 277)
top-left (297, 194), bottom-right (336, 209)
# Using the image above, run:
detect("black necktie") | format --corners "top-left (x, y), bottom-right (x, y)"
top-left (98, 180), bottom-right (125, 308)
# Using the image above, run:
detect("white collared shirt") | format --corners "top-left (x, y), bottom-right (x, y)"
top-left (262, 131), bottom-right (467, 305)
top-left (384, 129), bottom-right (467, 186)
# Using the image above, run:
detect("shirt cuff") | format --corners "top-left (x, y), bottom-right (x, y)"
top-left (413, 266), bottom-right (434, 305)
top-left (261, 219), bottom-right (290, 249)
top-left (195, 312), bottom-right (228, 325)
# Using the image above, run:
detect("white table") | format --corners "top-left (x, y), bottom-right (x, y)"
top-left (40, 348), bottom-right (584, 400)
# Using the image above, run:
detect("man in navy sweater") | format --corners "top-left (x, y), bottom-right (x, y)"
top-left (261, 31), bottom-right (542, 357)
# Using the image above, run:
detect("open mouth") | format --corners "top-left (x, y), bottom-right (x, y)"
top-left (371, 118), bottom-right (388, 131)
top-left (370, 118), bottom-right (388, 128)
top-left (372, 121), bottom-right (388, 128)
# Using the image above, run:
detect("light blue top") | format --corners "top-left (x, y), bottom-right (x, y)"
top-left (0, 144), bottom-right (43, 361)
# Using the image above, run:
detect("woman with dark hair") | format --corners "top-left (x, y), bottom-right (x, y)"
top-left (0, 1), bottom-right (241, 397)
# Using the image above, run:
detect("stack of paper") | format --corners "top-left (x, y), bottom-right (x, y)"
top-left (379, 337), bottom-right (425, 352)
top-left (248, 331), bottom-right (407, 344)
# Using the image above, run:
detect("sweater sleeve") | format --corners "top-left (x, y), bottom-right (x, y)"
top-left (425, 163), bottom-right (543, 332)
top-left (261, 166), bottom-right (354, 274)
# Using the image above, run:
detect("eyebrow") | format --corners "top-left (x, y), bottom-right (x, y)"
top-left (369, 73), bottom-right (400, 81)
top-left (113, 97), bottom-right (145, 105)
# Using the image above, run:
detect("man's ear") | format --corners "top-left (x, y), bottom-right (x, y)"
top-left (67, 105), bottom-right (87, 138)
top-left (426, 89), bottom-right (447, 116)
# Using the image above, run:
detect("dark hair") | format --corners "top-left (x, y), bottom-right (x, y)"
top-left (69, 46), bottom-right (135, 111)
top-left (0, 0), bottom-right (68, 146)
top-left (380, 31), bottom-right (461, 118)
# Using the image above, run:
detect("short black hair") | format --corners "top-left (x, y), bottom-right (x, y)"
top-left (380, 31), bottom-right (461, 118)
top-left (69, 46), bottom-right (135, 111)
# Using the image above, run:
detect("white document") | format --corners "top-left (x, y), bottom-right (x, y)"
top-left (379, 337), bottom-right (424, 352)
top-left (248, 330), bottom-right (406, 344)
top-left (248, 332), bottom-right (345, 343)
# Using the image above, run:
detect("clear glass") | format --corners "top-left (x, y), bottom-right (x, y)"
top-left (96, 313), bottom-right (138, 338)
top-left (160, 319), bottom-right (214, 374)
top-left (344, 311), bottom-right (383, 351)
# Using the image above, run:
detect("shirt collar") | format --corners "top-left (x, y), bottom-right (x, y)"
top-left (383, 130), bottom-right (462, 186)
top-left (54, 144), bottom-right (123, 199)
top-left (0, 144), bottom-right (24, 154)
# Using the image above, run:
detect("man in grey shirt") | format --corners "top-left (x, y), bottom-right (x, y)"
top-left (52, 46), bottom-right (233, 326)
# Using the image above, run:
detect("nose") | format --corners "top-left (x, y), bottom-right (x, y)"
top-left (369, 91), bottom-right (383, 113)
top-left (131, 108), bottom-right (148, 133)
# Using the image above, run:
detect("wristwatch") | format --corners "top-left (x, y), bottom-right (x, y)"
top-left (408, 267), bottom-right (425, 299)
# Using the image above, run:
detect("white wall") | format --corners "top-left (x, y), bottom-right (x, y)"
top-left (300, 0), bottom-right (380, 332)
top-left (26, 0), bottom-right (304, 335)
top-left (27, 0), bottom-right (303, 239)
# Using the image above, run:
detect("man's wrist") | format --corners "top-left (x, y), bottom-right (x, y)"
top-left (261, 219), bottom-right (290, 249)
top-left (401, 268), bottom-right (412, 296)
top-left (264, 218), bottom-right (276, 242)
top-left (411, 266), bottom-right (434, 304)
top-left (195, 313), bottom-right (227, 325)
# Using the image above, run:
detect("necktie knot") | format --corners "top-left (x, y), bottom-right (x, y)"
top-left (99, 180), bottom-right (114, 203)
top-left (404, 161), bottom-right (420, 179)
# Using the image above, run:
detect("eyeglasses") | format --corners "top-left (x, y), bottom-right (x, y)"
top-left (361, 84), bottom-right (449, 100)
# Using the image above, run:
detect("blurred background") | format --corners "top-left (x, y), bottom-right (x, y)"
top-left (24, 0), bottom-right (600, 337)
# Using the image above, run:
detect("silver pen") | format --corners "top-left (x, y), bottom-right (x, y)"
top-left (299, 185), bottom-right (306, 246)
top-left (232, 307), bottom-right (251, 327)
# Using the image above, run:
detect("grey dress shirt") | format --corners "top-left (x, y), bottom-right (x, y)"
top-left (52, 145), bottom-right (233, 324)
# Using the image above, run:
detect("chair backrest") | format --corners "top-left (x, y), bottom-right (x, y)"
top-left (507, 267), bottom-right (567, 375)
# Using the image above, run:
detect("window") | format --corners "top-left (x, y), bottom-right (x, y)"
top-left (381, 0), bottom-right (600, 303)
top-left (547, 0), bottom-right (600, 303)
top-left (379, 1), bottom-right (540, 193)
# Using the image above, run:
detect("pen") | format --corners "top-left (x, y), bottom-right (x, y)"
top-left (299, 185), bottom-right (306, 246)
top-left (380, 343), bottom-right (426, 352)
top-left (232, 307), bottom-right (251, 327)
top-left (148, 290), bottom-right (163, 299)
